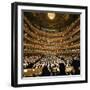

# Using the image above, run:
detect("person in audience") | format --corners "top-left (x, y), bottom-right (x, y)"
top-left (71, 57), bottom-right (80, 75)
top-left (41, 66), bottom-right (50, 76)
top-left (26, 62), bottom-right (33, 68)
top-left (58, 63), bottom-right (66, 75)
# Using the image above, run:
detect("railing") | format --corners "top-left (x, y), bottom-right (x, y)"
top-left (24, 23), bottom-right (80, 41)
top-left (24, 33), bottom-right (80, 45)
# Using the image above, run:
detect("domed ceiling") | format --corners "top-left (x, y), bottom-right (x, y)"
top-left (24, 11), bottom-right (80, 32)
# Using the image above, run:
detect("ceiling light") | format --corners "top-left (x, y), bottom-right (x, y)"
top-left (47, 13), bottom-right (56, 20)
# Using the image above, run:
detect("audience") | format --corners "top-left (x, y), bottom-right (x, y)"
top-left (23, 55), bottom-right (80, 77)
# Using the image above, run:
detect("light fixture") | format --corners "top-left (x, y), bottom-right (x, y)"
top-left (47, 13), bottom-right (56, 20)
top-left (24, 69), bottom-right (28, 72)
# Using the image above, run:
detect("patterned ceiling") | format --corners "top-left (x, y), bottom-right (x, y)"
top-left (24, 11), bottom-right (80, 32)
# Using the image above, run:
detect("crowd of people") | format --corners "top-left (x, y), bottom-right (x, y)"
top-left (23, 55), bottom-right (41, 68)
top-left (23, 55), bottom-right (80, 77)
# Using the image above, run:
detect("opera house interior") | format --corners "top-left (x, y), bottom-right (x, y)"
top-left (23, 11), bottom-right (80, 77)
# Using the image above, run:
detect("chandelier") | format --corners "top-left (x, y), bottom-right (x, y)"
top-left (47, 13), bottom-right (56, 20)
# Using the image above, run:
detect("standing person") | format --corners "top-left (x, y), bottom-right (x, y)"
top-left (59, 63), bottom-right (66, 75)
top-left (41, 66), bottom-right (50, 76)
top-left (71, 56), bottom-right (80, 75)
